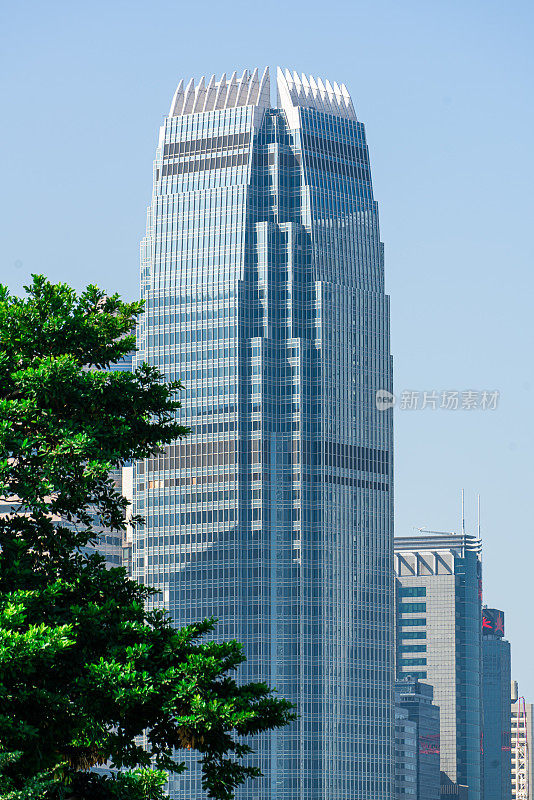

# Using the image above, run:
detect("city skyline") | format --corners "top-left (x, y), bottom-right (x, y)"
top-left (2, 0), bottom-right (531, 702)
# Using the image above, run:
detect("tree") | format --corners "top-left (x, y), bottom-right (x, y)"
top-left (0, 276), bottom-right (294, 799)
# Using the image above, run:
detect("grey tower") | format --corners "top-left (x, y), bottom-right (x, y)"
top-left (394, 532), bottom-right (483, 800)
top-left (133, 67), bottom-right (394, 799)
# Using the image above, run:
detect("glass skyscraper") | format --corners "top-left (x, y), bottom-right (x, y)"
top-left (394, 533), bottom-right (483, 800)
top-left (394, 705), bottom-right (418, 800)
top-left (133, 67), bottom-right (394, 799)
top-left (482, 608), bottom-right (512, 800)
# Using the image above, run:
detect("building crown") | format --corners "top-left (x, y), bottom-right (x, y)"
top-left (167, 66), bottom-right (357, 121)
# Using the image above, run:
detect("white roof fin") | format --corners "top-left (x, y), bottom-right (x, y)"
top-left (301, 73), bottom-right (311, 100)
top-left (167, 68), bottom-right (271, 116)
top-left (182, 77), bottom-right (195, 115)
top-left (214, 73), bottom-right (227, 110)
top-left (257, 66), bottom-right (270, 109)
top-left (203, 74), bottom-right (217, 112)
top-left (276, 68), bottom-right (357, 120)
top-left (169, 79), bottom-right (184, 116)
top-left (225, 70), bottom-right (238, 108)
top-left (235, 69), bottom-right (249, 107)
top-left (246, 67), bottom-right (260, 105)
top-left (192, 76), bottom-right (206, 113)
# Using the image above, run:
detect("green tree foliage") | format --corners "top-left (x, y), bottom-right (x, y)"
top-left (0, 277), bottom-right (294, 799)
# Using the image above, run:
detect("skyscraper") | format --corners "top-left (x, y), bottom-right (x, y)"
top-left (84, 352), bottom-right (134, 568)
top-left (0, 352), bottom-right (134, 570)
top-left (395, 676), bottom-right (441, 800)
top-left (395, 704), bottom-right (418, 800)
top-left (511, 681), bottom-right (533, 800)
top-left (482, 608), bottom-right (512, 800)
top-left (133, 67), bottom-right (394, 799)
top-left (394, 532), bottom-right (483, 800)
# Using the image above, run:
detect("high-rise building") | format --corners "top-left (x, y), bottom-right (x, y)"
top-left (395, 704), bottom-right (418, 800)
top-left (396, 677), bottom-right (441, 800)
top-left (511, 681), bottom-right (533, 800)
top-left (107, 352), bottom-right (135, 570)
top-left (0, 349), bottom-right (135, 570)
top-left (85, 352), bottom-right (134, 567)
top-left (0, 475), bottom-right (129, 570)
top-left (76, 465), bottom-right (131, 567)
top-left (394, 532), bottom-right (483, 800)
top-left (482, 608), bottom-right (512, 800)
top-left (133, 67), bottom-right (394, 799)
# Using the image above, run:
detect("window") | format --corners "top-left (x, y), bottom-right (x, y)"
top-left (398, 586), bottom-right (426, 598)
top-left (398, 603), bottom-right (426, 613)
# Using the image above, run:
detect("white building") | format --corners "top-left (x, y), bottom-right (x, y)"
top-left (511, 681), bottom-right (533, 800)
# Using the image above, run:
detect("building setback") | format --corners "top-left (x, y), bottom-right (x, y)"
top-left (482, 608), bottom-right (512, 800)
top-left (133, 67), bottom-right (394, 799)
top-left (394, 532), bottom-right (482, 800)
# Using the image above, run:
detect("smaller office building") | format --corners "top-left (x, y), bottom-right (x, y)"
top-left (396, 677), bottom-right (441, 800)
top-left (394, 532), bottom-right (483, 800)
top-left (396, 704), bottom-right (418, 800)
top-left (482, 607), bottom-right (511, 800)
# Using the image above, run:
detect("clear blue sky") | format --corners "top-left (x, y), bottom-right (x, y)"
top-left (1, 0), bottom-right (533, 694)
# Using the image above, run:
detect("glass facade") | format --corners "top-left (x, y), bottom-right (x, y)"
top-left (77, 466), bottom-right (130, 566)
top-left (394, 534), bottom-right (483, 800)
top-left (85, 352), bottom-right (134, 567)
top-left (395, 705), bottom-right (418, 799)
top-left (133, 67), bottom-right (394, 799)
top-left (482, 608), bottom-right (512, 800)
top-left (396, 677), bottom-right (441, 800)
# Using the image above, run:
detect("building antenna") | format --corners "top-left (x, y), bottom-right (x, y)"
top-left (477, 494), bottom-right (481, 539)
top-left (461, 489), bottom-right (465, 535)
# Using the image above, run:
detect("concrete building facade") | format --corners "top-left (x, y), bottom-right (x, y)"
top-left (511, 681), bottom-right (533, 800)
